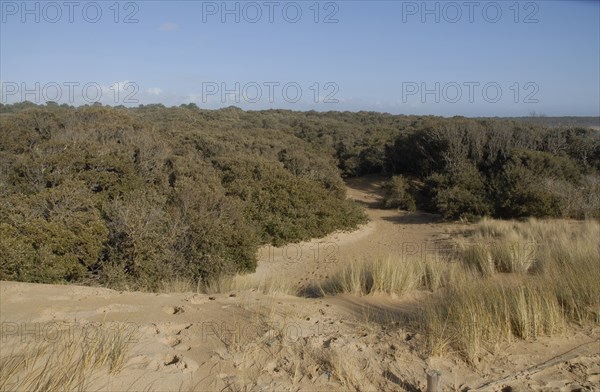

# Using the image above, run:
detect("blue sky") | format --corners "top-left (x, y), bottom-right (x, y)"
top-left (1, 0), bottom-right (599, 116)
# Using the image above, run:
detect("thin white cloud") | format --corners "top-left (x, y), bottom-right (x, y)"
top-left (159, 22), bottom-right (179, 31)
top-left (147, 87), bottom-right (162, 96)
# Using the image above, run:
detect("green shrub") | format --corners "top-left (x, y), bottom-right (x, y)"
top-left (495, 150), bottom-right (580, 218)
top-left (434, 186), bottom-right (492, 220)
top-left (381, 175), bottom-right (416, 211)
top-left (218, 158), bottom-right (365, 246)
top-left (0, 181), bottom-right (108, 283)
top-left (424, 161), bottom-right (493, 220)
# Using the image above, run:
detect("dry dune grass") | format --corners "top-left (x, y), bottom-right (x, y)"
top-left (286, 345), bottom-right (381, 391)
top-left (159, 273), bottom-right (295, 297)
top-left (421, 278), bottom-right (566, 361)
top-left (423, 218), bottom-right (600, 361)
top-left (321, 218), bottom-right (600, 362)
top-left (204, 274), bottom-right (296, 296)
top-left (0, 323), bottom-right (137, 392)
top-left (321, 255), bottom-right (460, 297)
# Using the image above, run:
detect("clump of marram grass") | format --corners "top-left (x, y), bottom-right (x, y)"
top-left (468, 218), bottom-right (600, 322)
top-left (458, 237), bottom-right (537, 276)
top-left (541, 221), bottom-right (600, 323)
top-left (320, 255), bottom-right (461, 296)
top-left (199, 273), bottom-right (295, 296)
top-left (458, 241), bottom-right (495, 277)
top-left (157, 271), bottom-right (296, 296)
top-left (459, 218), bottom-right (543, 275)
top-left (421, 278), bottom-right (564, 362)
top-left (0, 322), bottom-right (137, 392)
top-left (419, 218), bottom-right (600, 362)
top-left (489, 232), bottom-right (536, 273)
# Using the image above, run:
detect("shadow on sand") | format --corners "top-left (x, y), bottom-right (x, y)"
top-left (380, 212), bottom-right (443, 225)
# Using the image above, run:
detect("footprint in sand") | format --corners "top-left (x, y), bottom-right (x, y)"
top-left (157, 322), bottom-right (193, 335)
top-left (32, 307), bottom-right (70, 322)
top-left (162, 306), bottom-right (185, 315)
top-left (185, 294), bottom-right (209, 305)
top-left (159, 354), bottom-right (199, 372)
top-left (159, 336), bottom-right (191, 351)
top-left (142, 322), bottom-right (192, 337)
top-left (127, 354), bottom-right (198, 373)
top-left (160, 336), bottom-right (181, 347)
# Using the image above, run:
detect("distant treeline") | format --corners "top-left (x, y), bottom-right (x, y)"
top-left (1, 102), bottom-right (598, 289)
top-left (493, 116), bottom-right (600, 130)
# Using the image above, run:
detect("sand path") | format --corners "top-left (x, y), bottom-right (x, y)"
top-left (251, 174), bottom-right (464, 291)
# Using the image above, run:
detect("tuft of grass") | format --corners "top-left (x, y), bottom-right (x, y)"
top-left (199, 273), bottom-right (295, 296)
top-left (157, 271), bottom-right (295, 296)
top-left (321, 256), bottom-right (455, 297)
top-left (421, 278), bottom-right (564, 361)
top-left (0, 322), bottom-right (137, 392)
top-left (459, 241), bottom-right (495, 277)
top-left (419, 218), bottom-right (599, 361)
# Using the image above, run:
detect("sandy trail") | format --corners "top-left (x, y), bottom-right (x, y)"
top-left (252, 174), bottom-right (465, 291)
top-left (1, 176), bottom-right (598, 391)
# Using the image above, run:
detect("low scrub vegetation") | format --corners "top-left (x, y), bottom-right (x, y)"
top-left (1, 103), bottom-right (598, 290)
top-left (381, 175), bottom-right (416, 211)
top-left (390, 127), bottom-right (599, 220)
top-left (0, 104), bottom-right (366, 289)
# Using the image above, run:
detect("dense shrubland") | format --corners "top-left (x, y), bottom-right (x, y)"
top-left (196, 108), bottom-right (599, 219)
top-left (382, 119), bottom-right (599, 219)
top-left (0, 104), bottom-right (366, 289)
top-left (1, 103), bottom-right (598, 288)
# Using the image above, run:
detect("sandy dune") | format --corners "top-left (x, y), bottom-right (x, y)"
top-left (1, 176), bottom-right (599, 391)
